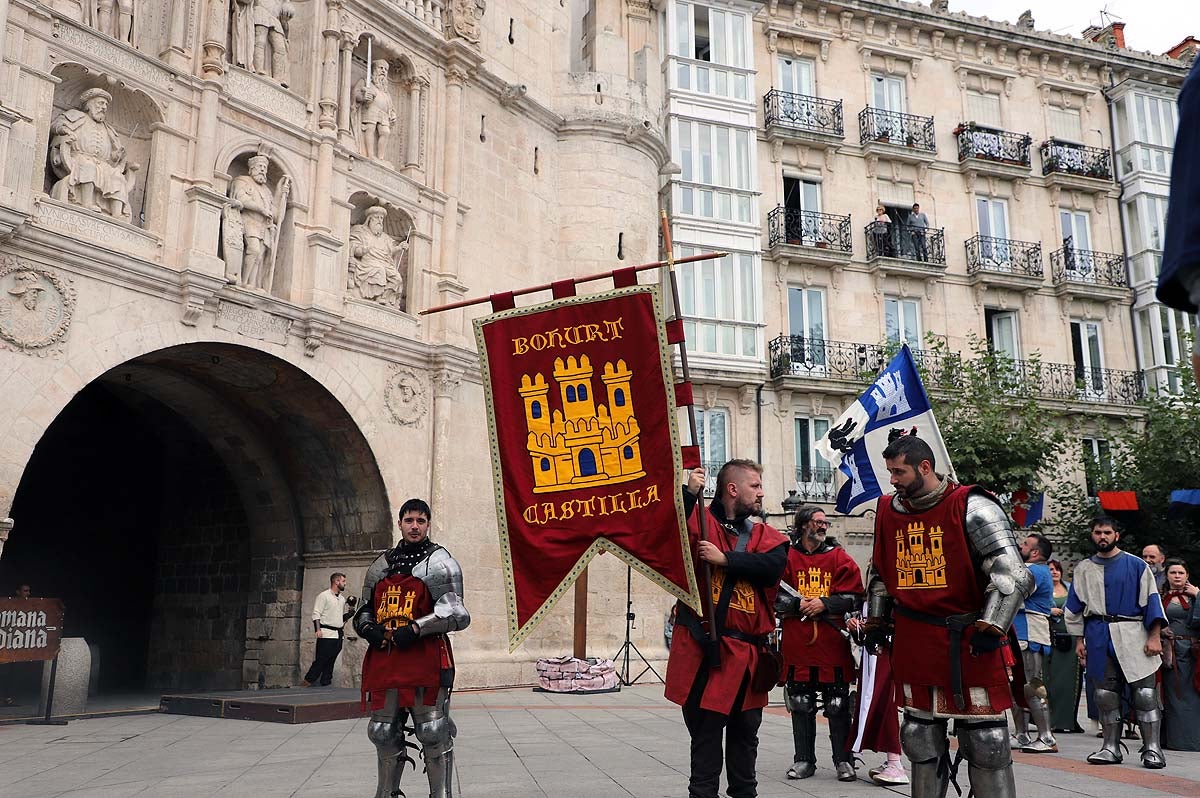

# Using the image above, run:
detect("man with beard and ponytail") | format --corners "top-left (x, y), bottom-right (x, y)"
top-left (666, 460), bottom-right (789, 798)
top-left (775, 505), bottom-right (863, 783)
top-left (354, 498), bottom-right (470, 798)
top-left (861, 434), bottom-right (1032, 798)
top-left (1066, 516), bottom-right (1167, 769)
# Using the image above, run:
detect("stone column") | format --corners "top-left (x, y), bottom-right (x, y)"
top-left (429, 368), bottom-right (462, 526)
top-left (438, 65), bottom-right (468, 281)
top-left (318, 1), bottom-right (344, 134)
top-left (162, 0), bottom-right (193, 69)
top-left (403, 76), bottom-right (424, 172)
top-left (0, 0), bottom-right (11, 76)
top-left (337, 33), bottom-right (355, 148)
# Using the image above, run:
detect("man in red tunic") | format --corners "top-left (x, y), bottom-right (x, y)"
top-left (863, 435), bottom-right (1031, 798)
top-left (665, 459), bottom-right (789, 798)
top-left (353, 498), bottom-right (470, 798)
top-left (776, 505), bottom-right (862, 782)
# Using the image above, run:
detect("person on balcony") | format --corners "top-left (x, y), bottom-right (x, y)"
top-left (873, 205), bottom-right (893, 258)
top-left (908, 204), bottom-right (930, 262)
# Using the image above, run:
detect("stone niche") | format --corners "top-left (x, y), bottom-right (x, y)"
top-left (44, 65), bottom-right (161, 228)
top-left (48, 0), bottom-right (173, 54)
top-left (346, 191), bottom-right (413, 312)
top-left (218, 151), bottom-right (297, 299)
top-left (226, 0), bottom-right (317, 97)
top-left (347, 39), bottom-right (426, 170)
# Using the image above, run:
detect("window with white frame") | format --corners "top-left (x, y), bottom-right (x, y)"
top-left (794, 417), bottom-right (832, 482)
top-left (672, 2), bottom-right (750, 100)
top-left (885, 297), bottom-right (921, 345)
top-left (1134, 94), bottom-right (1177, 147)
top-left (966, 90), bottom-right (1003, 129)
top-left (985, 308), bottom-right (1021, 361)
top-left (1070, 319), bottom-right (1105, 396)
top-left (1081, 436), bottom-right (1112, 497)
top-left (1124, 195), bottom-right (1169, 283)
top-left (1048, 106), bottom-right (1082, 142)
top-left (674, 119), bottom-right (754, 223)
top-left (779, 56), bottom-right (815, 96)
top-left (676, 246), bottom-right (760, 358)
top-left (975, 196), bottom-right (1014, 268)
top-left (695, 406), bottom-right (730, 496)
top-left (1135, 305), bottom-right (1195, 395)
top-left (871, 74), bottom-right (906, 112)
top-left (1059, 209), bottom-right (1091, 251)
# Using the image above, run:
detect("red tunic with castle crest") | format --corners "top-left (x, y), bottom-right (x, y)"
top-left (780, 545), bottom-right (862, 683)
top-left (873, 484), bottom-right (1012, 715)
top-left (360, 571), bottom-right (449, 711)
top-left (664, 506), bottom-right (788, 714)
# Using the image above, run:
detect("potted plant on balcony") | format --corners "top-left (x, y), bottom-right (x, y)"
top-left (906, 132), bottom-right (917, 148)
top-left (874, 129), bottom-right (891, 143)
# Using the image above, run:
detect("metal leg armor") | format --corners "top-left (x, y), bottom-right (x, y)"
top-left (823, 688), bottom-right (854, 776)
top-left (785, 686), bottom-right (817, 779)
top-left (412, 687), bottom-right (457, 798)
top-left (901, 713), bottom-right (950, 798)
top-left (1087, 685), bottom-right (1125, 764)
top-left (1019, 650), bottom-right (1057, 754)
top-left (1132, 682), bottom-right (1165, 769)
top-left (957, 720), bottom-right (1017, 798)
top-left (368, 689), bottom-right (412, 798)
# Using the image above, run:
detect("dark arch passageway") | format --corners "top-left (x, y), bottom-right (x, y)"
top-left (0, 343), bottom-right (391, 695)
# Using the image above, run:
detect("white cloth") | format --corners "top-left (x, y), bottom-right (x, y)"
top-left (1025, 611), bottom-right (1051, 647)
top-left (312, 589), bottom-right (346, 636)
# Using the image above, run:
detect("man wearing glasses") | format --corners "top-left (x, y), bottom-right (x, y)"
top-left (776, 506), bottom-right (863, 782)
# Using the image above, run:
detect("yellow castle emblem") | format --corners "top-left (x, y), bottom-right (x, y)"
top-left (711, 569), bottom-right (756, 615)
top-left (520, 355), bottom-right (645, 494)
top-left (796, 567), bottom-right (833, 599)
top-left (895, 521), bottom-right (947, 589)
top-left (377, 583), bottom-right (416, 630)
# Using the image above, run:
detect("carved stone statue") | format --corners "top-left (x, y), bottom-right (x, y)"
top-left (446, 0), bottom-right (486, 44)
top-left (223, 155), bottom-right (291, 291)
top-left (1017, 10), bottom-right (1035, 31)
top-left (48, 88), bottom-right (138, 222)
top-left (348, 206), bottom-right (407, 308)
top-left (91, 0), bottom-right (135, 43)
top-left (353, 60), bottom-right (398, 161)
top-left (231, 0), bottom-right (295, 87)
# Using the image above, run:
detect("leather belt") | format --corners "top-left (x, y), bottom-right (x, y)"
top-left (677, 610), bottom-right (767, 648)
top-left (895, 604), bottom-right (981, 711)
top-left (723, 629), bottom-right (768, 647)
top-left (1099, 614), bottom-right (1142, 623)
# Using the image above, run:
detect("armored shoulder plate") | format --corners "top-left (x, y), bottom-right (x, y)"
top-left (413, 546), bottom-right (471, 636)
top-left (964, 490), bottom-right (1016, 558)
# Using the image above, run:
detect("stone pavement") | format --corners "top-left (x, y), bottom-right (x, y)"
top-left (2, 684), bottom-right (1199, 797)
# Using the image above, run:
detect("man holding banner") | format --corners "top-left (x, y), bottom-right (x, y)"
top-left (819, 347), bottom-right (1032, 798)
top-left (665, 461), bottom-right (788, 798)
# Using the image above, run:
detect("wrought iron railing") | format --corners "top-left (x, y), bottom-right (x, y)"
top-left (956, 125), bottom-right (1032, 167)
top-left (767, 206), bottom-right (853, 252)
top-left (767, 335), bottom-right (1143, 405)
top-left (858, 107), bottom-right (936, 152)
top-left (1050, 243), bottom-right (1128, 288)
top-left (1040, 139), bottom-right (1113, 181)
top-left (794, 466), bottom-right (837, 503)
top-left (965, 234), bottom-right (1043, 278)
top-left (865, 221), bottom-right (947, 265)
top-left (702, 460), bottom-right (724, 497)
top-left (764, 89), bottom-right (844, 137)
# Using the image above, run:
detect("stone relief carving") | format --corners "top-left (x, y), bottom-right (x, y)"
top-left (230, 0), bottom-right (296, 86)
top-left (384, 365), bottom-right (429, 426)
top-left (445, 0), bottom-right (485, 44)
top-left (223, 154), bottom-right (292, 291)
top-left (213, 299), bottom-right (292, 345)
top-left (48, 89), bottom-right (138, 222)
top-left (353, 60), bottom-right (398, 161)
top-left (0, 258), bottom-right (76, 354)
top-left (348, 205), bottom-right (408, 309)
top-left (81, 0), bottom-right (137, 43)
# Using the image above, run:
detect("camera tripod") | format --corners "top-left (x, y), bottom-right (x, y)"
top-left (611, 565), bottom-right (663, 686)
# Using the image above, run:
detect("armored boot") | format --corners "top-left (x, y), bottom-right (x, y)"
top-left (368, 718), bottom-right (410, 798)
top-left (1010, 708), bottom-right (1032, 750)
top-left (1021, 687), bottom-right (1058, 753)
top-left (826, 694), bottom-right (855, 781)
top-left (901, 714), bottom-right (950, 798)
top-left (1132, 686), bottom-right (1166, 770)
top-left (786, 689), bottom-right (817, 779)
top-left (424, 739), bottom-right (456, 797)
top-left (1088, 687), bottom-right (1124, 764)
top-left (958, 720), bottom-right (1017, 798)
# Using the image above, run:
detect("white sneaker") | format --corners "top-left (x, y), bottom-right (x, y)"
top-left (871, 761), bottom-right (909, 786)
top-left (867, 760), bottom-right (889, 778)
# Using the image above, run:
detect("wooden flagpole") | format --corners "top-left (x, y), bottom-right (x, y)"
top-left (658, 211), bottom-right (719, 665)
top-left (419, 251), bottom-right (726, 316)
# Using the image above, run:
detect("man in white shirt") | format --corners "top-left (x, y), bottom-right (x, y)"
top-left (302, 572), bottom-right (357, 687)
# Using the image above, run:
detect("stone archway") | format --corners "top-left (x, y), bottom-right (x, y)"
top-left (0, 342), bottom-right (391, 693)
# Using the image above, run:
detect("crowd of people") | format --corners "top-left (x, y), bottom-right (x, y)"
top-left (662, 446), bottom-right (1198, 798)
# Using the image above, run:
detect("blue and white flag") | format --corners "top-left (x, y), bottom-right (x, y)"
top-left (815, 345), bottom-right (953, 515)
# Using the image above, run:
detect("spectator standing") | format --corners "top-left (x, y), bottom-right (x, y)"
top-left (1143, 544), bottom-right (1168, 591)
top-left (908, 203), bottom-right (930, 262)
top-left (302, 572), bottom-right (356, 687)
top-left (1045, 560), bottom-right (1083, 733)
top-left (1160, 558), bottom-right (1200, 751)
top-left (872, 204), bottom-right (892, 257)
top-left (1157, 55), bottom-right (1200, 383)
top-left (847, 610), bottom-right (909, 786)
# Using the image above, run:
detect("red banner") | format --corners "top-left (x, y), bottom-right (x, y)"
top-left (474, 285), bottom-right (701, 649)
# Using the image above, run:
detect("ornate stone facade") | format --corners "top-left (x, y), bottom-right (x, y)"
top-left (0, 0), bottom-right (672, 695)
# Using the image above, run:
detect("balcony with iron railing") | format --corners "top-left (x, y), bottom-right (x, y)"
top-left (767, 206), bottom-right (853, 266)
top-left (965, 234), bottom-right (1044, 291)
top-left (764, 90), bottom-right (844, 147)
top-left (794, 466), bottom-right (837, 504)
top-left (1051, 242), bottom-right (1129, 302)
top-left (859, 107), bottom-right (936, 162)
top-left (865, 220), bottom-right (947, 278)
top-left (1040, 139), bottom-right (1114, 185)
top-left (767, 335), bottom-right (1144, 407)
top-left (955, 123), bottom-right (1032, 178)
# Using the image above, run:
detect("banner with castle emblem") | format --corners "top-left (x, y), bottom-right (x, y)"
top-left (474, 284), bottom-right (702, 650)
top-left (815, 345), bottom-right (954, 515)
